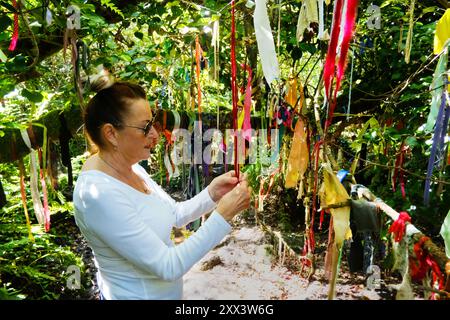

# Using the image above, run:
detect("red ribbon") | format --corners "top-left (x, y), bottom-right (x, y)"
top-left (9, 0), bottom-right (19, 51)
top-left (231, 1), bottom-right (239, 180)
top-left (388, 211), bottom-right (411, 242)
top-left (195, 36), bottom-right (203, 115)
top-left (409, 236), bottom-right (445, 299)
top-left (392, 142), bottom-right (408, 199)
top-left (255, 168), bottom-right (280, 210)
top-left (323, 0), bottom-right (359, 132)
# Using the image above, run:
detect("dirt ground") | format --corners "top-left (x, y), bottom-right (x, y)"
top-left (183, 215), bottom-right (406, 300)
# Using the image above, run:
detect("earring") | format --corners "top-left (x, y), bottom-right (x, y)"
top-left (113, 145), bottom-right (118, 151)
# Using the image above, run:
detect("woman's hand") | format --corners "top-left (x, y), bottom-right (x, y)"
top-left (207, 171), bottom-right (244, 202)
top-left (216, 179), bottom-right (252, 222)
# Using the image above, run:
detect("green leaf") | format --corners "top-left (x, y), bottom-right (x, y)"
top-left (100, 0), bottom-right (124, 18)
top-left (134, 31), bottom-right (144, 40)
top-left (22, 89), bottom-right (44, 103)
top-left (0, 1), bottom-right (16, 12)
top-left (0, 48), bottom-right (7, 62)
top-left (405, 136), bottom-right (418, 148)
top-left (421, 6), bottom-right (437, 15)
top-left (298, 43), bottom-right (317, 54)
top-left (131, 57), bottom-right (147, 64)
top-left (22, 266), bottom-right (57, 281)
top-left (6, 54), bottom-right (28, 72)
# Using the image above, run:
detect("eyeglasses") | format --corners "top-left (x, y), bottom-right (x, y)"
top-left (119, 117), bottom-right (156, 136)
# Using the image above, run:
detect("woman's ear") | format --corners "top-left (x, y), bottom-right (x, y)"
top-left (101, 123), bottom-right (119, 149)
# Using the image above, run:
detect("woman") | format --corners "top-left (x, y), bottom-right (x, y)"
top-left (73, 79), bottom-right (251, 300)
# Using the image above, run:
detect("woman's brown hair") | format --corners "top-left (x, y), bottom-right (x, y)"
top-left (83, 79), bottom-right (147, 150)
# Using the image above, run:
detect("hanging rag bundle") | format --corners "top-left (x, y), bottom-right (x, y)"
top-left (20, 128), bottom-right (46, 228)
top-left (319, 163), bottom-right (352, 299)
top-left (285, 76), bottom-right (305, 113)
top-left (423, 89), bottom-right (450, 205)
top-left (323, 0), bottom-right (359, 132)
top-left (426, 49), bottom-right (448, 132)
top-left (285, 76), bottom-right (298, 108)
top-left (285, 117), bottom-right (309, 189)
top-left (254, 0), bottom-right (280, 85)
top-left (427, 9), bottom-right (450, 131)
top-left (409, 236), bottom-right (445, 299)
top-left (296, 0), bottom-right (319, 42)
top-left (318, 0), bottom-right (330, 41)
top-left (434, 9), bottom-right (450, 55)
top-left (211, 20), bottom-right (220, 82)
top-left (388, 211), bottom-right (411, 243)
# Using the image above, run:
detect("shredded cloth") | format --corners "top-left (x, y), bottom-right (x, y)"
top-left (323, 0), bottom-right (359, 131)
top-left (296, 0), bottom-right (319, 42)
top-left (434, 9), bottom-right (450, 55)
top-left (388, 211), bottom-right (411, 243)
top-left (20, 129), bottom-right (46, 228)
top-left (254, 0), bottom-right (280, 84)
top-left (285, 117), bottom-right (308, 189)
top-left (409, 236), bottom-right (445, 298)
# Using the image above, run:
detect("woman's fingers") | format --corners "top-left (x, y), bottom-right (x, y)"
top-left (239, 173), bottom-right (248, 182)
top-left (238, 179), bottom-right (249, 190)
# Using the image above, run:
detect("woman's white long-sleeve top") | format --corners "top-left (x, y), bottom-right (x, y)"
top-left (73, 164), bottom-right (231, 300)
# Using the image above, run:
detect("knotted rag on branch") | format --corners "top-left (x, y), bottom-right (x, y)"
top-left (388, 211), bottom-right (411, 243)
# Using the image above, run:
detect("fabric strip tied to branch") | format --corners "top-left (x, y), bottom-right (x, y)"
top-left (9, 0), bottom-right (19, 51)
top-left (20, 129), bottom-right (48, 230)
top-left (254, 0), bottom-right (280, 85)
top-left (323, 0), bottom-right (359, 132)
top-left (388, 211), bottom-right (411, 243)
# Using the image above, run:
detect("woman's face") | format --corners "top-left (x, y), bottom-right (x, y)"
top-left (116, 98), bottom-right (159, 162)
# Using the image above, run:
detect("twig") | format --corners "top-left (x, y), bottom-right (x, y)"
top-left (329, 141), bottom-right (450, 186)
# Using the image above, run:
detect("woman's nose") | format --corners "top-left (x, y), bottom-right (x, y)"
top-left (150, 126), bottom-right (159, 139)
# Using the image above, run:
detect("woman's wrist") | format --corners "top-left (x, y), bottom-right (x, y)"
top-left (207, 185), bottom-right (221, 203)
top-left (215, 204), bottom-right (232, 222)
